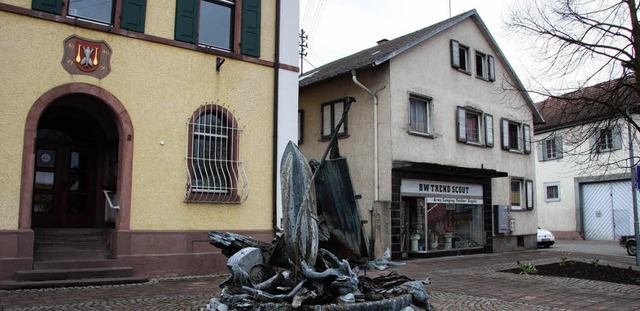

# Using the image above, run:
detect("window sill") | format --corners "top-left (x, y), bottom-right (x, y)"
top-left (408, 131), bottom-right (435, 139)
top-left (595, 148), bottom-right (622, 153)
top-left (455, 68), bottom-right (472, 76)
top-left (541, 157), bottom-right (562, 161)
top-left (510, 206), bottom-right (526, 212)
top-left (465, 141), bottom-right (485, 147)
top-left (545, 199), bottom-right (561, 203)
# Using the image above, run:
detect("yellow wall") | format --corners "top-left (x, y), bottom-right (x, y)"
top-left (0, 6), bottom-right (276, 230)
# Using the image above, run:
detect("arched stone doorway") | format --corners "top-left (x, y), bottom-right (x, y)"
top-left (19, 84), bottom-right (133, 231)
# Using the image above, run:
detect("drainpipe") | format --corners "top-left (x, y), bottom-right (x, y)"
top-left (351, 70), bottom-right (381, 201)
top-left (352, 70), bottom-right (385, 257)
top-left (272, 0), bottom-right (281, 230)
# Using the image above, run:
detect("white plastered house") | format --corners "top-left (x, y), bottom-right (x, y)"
top-left (299, 10), bottom-right (544, 259)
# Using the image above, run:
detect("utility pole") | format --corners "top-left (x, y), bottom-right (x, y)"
top-left (299, 29), bottom-right (308, 75)
top-left (628, 112), bottom-right (640, 265)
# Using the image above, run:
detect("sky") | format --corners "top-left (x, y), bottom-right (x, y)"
top-left (299, 0), bottom-right (540, 90)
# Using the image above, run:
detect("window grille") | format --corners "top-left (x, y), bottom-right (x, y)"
top-left (185, 104), bottom-right (248, 203)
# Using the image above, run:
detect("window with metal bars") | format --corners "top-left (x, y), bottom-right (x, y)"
top-left (185, 104), bottom-right (248, 203)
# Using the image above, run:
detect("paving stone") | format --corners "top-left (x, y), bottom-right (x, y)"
top-left (1, 248), bottom-right (639, 310)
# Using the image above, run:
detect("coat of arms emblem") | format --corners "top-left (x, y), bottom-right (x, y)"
top-left (62, 36), bottom-right (112, 79)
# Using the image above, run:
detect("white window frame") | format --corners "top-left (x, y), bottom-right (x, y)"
top-left (475, 51), bottom-right (496, 81)
top-left (68, 0), bottom-right (114, 24)
top-left (408, 94), bottom-right (433, 136)
top-left (592, 125), bottom-right (622, 153)
top-left (457, 106), bottom-right (493, 147)
top-left (185, 104), bottom-right (248, 203)
top-left (198, 0), bottom-right (235, 50)
top-left (544, 182), bottom-right (561, 202)
top-left (510, 178), bottom-right (533, 211)
top-left (538, 136), bottom-right (563, 161)
top-left (450, 39), bottom-right (470, 73)
top-left (510, 178), bottom-right (524, 210)
top-left (501, 119), bottom-right (531, 154)
top-left (321, 99), bottom-right (348, 140)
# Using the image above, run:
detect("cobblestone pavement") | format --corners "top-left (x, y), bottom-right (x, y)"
top-left (2, 245), bottom-right (639, 310)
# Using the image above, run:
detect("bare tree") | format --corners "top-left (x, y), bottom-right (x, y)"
top-left (506, 0), bottom-right (640, 172)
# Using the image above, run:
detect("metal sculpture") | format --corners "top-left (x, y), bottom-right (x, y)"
top-left (205, 96), bottom-right (433, 310)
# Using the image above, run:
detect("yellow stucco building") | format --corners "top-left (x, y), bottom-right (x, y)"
top-left (0, 0), bottom-right (300, 286)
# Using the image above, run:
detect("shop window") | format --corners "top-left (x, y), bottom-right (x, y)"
top-left (175, 0), bottom-right (261, 57)
top-left (457, 106), bottom-right (493, 147)
top-left (402, 196), bottom-right (485, 253)
top-left (501, 118), bottom-right (531, 154)
top-left (321, 99), bottom-right (348, 140)
top-left (539, 136), bottom-right (563, 161)
top-left (409, 95), bottom-right (432, 136)
top-left (450, 39), bottom-right (470, 73)
top-left (591, 125), bottom-right (622, 153)
top-left (32, 0), bottom-right (147, 32)
top-left (545, 182), bottom-right (560, 202)
top-left (185, 104), bottom-right (248, 203)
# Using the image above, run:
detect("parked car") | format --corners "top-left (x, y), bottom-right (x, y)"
top-left (537, 227), bottom-right (555, 248)
top-left (619, 235), bottom-right (637, 256)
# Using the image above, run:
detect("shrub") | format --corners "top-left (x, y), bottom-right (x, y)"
top-left (516, 261), bottom-right (538, 275)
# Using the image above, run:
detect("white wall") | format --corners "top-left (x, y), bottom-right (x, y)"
top-left (386, 19), bottom-right (538, 235)
top-left (276, 0), bottom-right (300, 229)
top-left (535, 119), bottom-right (638, 233)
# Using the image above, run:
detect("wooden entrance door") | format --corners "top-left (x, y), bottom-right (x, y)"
top-left (32, 141), bottom-right (96, 228)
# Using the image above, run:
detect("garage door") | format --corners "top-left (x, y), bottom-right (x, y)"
top-left (582, 181), bottom-right (634, 241)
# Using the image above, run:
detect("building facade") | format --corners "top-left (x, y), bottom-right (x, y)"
top-left (534, 79), bottom-right (639, 240)
top-left (0, 0), bottom-right (299, 281)
top-left (299, 10), bottom-right (543, 259)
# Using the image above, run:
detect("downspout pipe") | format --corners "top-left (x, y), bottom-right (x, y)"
top-left (272, 0), bottom-right (281, 230)
top-left (351, 70), bottom-right (380, 201)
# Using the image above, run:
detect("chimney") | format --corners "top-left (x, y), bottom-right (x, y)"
top-left (377, 39), bottom-right (389, 45)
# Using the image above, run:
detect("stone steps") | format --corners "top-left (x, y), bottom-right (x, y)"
top-left (1, 228), bottom-right (148, 290)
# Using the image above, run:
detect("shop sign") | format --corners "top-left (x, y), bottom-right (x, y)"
top-left (426, 197), bottom-right (483, 204)
top-left (401, 179), bottom-right (483, 196)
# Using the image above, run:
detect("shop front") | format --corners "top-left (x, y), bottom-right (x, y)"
top-left (401, 179), bottom-right (485, 254)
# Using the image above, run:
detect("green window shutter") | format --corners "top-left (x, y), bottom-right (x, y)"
top-left (241, 0), bottom-right (261, 57)
top-left (32, 0), bottom-right (63, 15)
top-left (175, 0), bottom-right (198, 44)
top-left (121, 0), bottom-right (147, 33)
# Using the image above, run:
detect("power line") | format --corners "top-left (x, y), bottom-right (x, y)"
top-left (306, 0), bottom-right (327, 42)
top-left (303, 58), bottom-right (316, 70)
